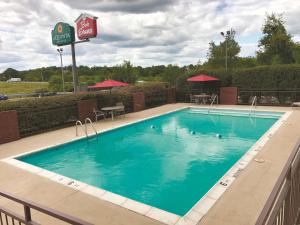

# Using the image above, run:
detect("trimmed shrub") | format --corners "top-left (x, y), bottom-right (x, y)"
top-left (129, 82), bottom-right (167, 108)
top-left (0, 82), bottom-right (168, 136)
top-left (0, 94), bottom-right (97, 136)
top-left (232, 65), bottom-right (300, 90)
top-left (176, 69), bottom-right (230, 102)
top-left (232, 65), bottom-right (300, 105)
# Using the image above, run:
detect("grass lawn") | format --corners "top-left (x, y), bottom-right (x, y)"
top-left (0, 82), bottom-right (49, 95)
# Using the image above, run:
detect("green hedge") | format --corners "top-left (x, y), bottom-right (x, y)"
top-left (232, 65), bottom-right (300, 90)
top-left (176, 69), bottom-right (229, 101)
top-left (175, 65), bottom-right (300, 102)
top-left (0, 83), bottom-right (168, 136)
top-left (129, 82), bottom-right (167, 108)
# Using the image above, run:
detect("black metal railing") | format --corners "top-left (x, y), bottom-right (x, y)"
top-left (238, 90), bottom-right (300, 106)
top-left (0, 189), bottom-right (93, 225)
top-left (256, 139), bottom-right (300, 225)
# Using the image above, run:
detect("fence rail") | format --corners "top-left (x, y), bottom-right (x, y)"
top-left (0, 189), bottom-right (92, 225)
top-left (256, 139), bottom-right (300, 225)
top-left (238, 90), bottom-right (300, 106)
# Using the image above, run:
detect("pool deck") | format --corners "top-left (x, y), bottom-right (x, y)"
top-left (0, 103), bottom-right (299, 225)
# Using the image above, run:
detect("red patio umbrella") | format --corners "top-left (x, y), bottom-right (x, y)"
top-left (88, 79), bottom-right (129, 104)
top-left (187, 74), bottom-right (219, 82)
top-left (187, 74), bottom-right (219, 94)
top-left (88, 79), bottom-right (129, 89)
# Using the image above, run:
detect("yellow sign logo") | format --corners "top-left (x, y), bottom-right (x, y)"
top-left (58, 24), bottom-right (63, 33)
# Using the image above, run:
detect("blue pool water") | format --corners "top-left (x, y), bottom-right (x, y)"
top-left (19, 108), bottom-right (282, 216)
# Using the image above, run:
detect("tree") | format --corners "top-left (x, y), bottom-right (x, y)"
top-left (257, 13), bottom-right (295, 64)
top-left (235, 57), bottom-right (258, 68)
top-left (49, 75), bottom-right (63, 92)
top-left (204, 29), bottom-right (241, 69)
top-left (292, 42), bottom-right (300, 64)
top-left (0, 68), bottom-right (19, 81)
top-left (161, 64), bottom-right (182, 86)
top-left (112, 60), bottom-right (137, 84)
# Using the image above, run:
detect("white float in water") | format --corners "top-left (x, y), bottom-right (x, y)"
top-left (216, 134), bottom-right (222, 138)
top-left (190, 131), bottom-right (195, 135)
top-left (151, 125), bottom-right (155, 129)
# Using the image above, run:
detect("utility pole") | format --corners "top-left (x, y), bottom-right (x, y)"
top-left (40, 68), bottom-right (44, 82)
top-left (57, 48), bottom-right (65, 93)
top-left (220, 30), bottom-right (235, 71)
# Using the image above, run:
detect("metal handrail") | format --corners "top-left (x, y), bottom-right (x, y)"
top-left (0, 189), bottom-right (92, 225)
top-left (208, 95), bottom-right (218, 113)
top-left (256, 139), bottom-right (300, 225)
top-left (249, 96), bottom-right (257, 116)
top-left (76, 120), bottom-right (86, 137)
top-left (210, 95), bottom-right (218, 107)
top-left (84, 118), bottom-right (98, 138)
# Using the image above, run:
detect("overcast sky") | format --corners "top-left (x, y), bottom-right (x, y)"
top-left (0, 0), bottom-right (300, 72)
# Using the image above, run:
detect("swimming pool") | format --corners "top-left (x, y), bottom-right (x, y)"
top-left (12, 107), bottom-right (287, 223)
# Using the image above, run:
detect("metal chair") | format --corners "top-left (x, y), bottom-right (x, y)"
top-left (190, 94), bottom-right (196, 104)
top-left (115, 102), bottom-right (126, 117)
top-left (93, 108), bottom-right (106, 121)
top-left (292, 102), bottom-right (300, 109)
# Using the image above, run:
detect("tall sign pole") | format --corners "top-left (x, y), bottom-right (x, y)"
top-left (71, 43), bottom-right (78, 93)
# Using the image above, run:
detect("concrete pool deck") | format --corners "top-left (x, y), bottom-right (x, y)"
top-left (0, 103), bottom-right (299, 225)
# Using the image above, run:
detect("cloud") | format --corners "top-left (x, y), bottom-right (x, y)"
top-left (1, 0), bottom-right (300, 72)
top-left (58, 0), bottom-right (175, 13)
top-left (0, 53), bottom-right (22, 63)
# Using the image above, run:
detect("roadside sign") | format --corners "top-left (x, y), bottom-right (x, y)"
top-left (51, 22), bottom-right (75, 46)
top-left (75, 13), bottom-right (98, 40)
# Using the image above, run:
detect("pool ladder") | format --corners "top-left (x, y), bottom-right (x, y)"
top-left (249, 96), bottom-right (257, 116)
top-left (76, 118), bottom-right (98, 138)
top-left (208, 95), bottom-right (218, 113)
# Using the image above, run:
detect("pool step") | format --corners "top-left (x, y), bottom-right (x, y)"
top-left (188, 110), bottom-right (281, 119)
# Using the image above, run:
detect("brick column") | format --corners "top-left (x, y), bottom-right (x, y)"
top-left (220, 87), bottom-right (238, 105)
top-left (0, 110), bottom-right (20, 144)
top-left (132, 92), bottom-right (145, 112)
top-left (77, 99), bottom-right (98, 122)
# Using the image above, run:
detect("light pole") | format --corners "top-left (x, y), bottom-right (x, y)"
top-left (57, 48), bottom-right (65, 93)
top-left (40, 68), bottom-right (44, 82)
top-left (220, 30), bottom-right (234, 71)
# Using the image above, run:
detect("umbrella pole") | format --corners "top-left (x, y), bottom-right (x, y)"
top-left (110, 88), bottom-right (112, 105)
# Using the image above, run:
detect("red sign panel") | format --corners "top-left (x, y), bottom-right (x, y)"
top-left (76, 17), bottom-right (97, 40)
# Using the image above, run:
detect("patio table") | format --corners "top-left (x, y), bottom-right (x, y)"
top-left (101, 106), bottom-right (124, 120)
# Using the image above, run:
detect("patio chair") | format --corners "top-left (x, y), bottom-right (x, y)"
top-left (93, 108), bottom-right (106, 121)
top-left (292, 102), bottom-right (300, 109)
top-left (115, 102), bottom-right (126, 117)
top-left (190, 94), bottom-right (196, 104)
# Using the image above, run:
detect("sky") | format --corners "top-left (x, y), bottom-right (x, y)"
top-left (0, 0), bottom-right (300, 73)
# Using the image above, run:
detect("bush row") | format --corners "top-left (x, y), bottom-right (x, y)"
top-left (175, 69), bottom-right (230, 101)
top-left (0, 82), bottom-right (168, 136)
top-left (175, 65), bottom-right (300, 102)
top-left (232, 64), bottom-right (300, 90)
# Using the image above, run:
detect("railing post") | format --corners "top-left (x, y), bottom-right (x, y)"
top-left (24, 205), bottom-right (31, 222)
